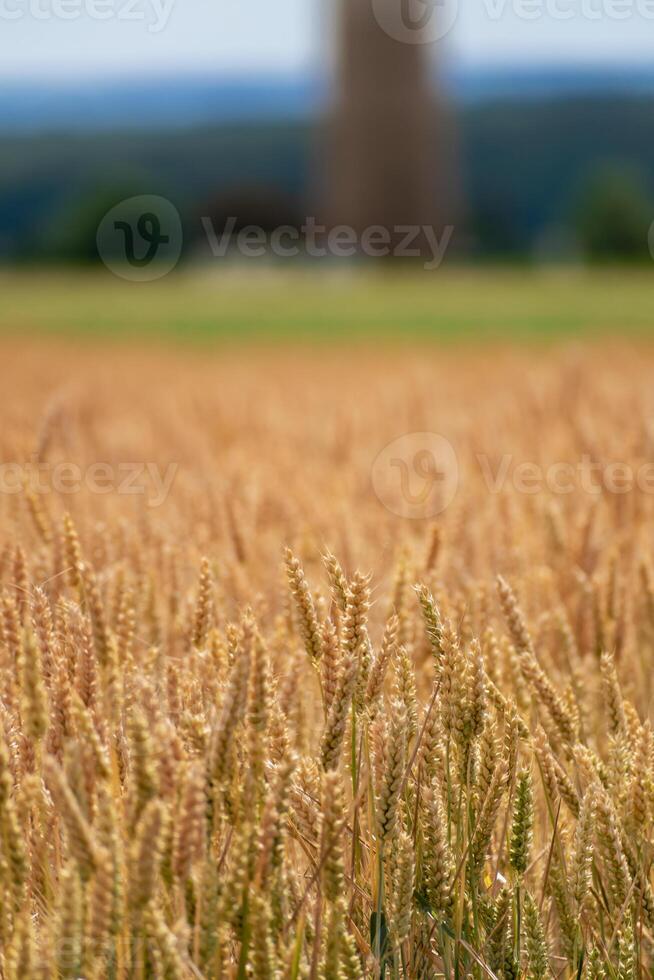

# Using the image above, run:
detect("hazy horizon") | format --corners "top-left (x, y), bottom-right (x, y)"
top-left (1, 57), bottom-right (653, 87)
top-left (2, 0), bottom-right (654, 80)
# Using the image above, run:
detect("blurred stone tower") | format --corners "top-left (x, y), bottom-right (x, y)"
top-left (329, 0), bottom-right (457, 255)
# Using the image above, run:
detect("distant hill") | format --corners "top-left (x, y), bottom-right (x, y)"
top-left (1, 65), bottom-right (654, 133)
top-left (0, 75), bottom-right (324, 134)
top-left (450, 63), bottom-right (654, 104)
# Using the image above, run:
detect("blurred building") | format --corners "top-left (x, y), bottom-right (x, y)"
top-left (328, 0), bottom-right (460, 256)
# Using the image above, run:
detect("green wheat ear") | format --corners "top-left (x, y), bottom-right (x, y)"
top-left (509, 768), bottom-right (534, 879)
top-left (617, 915), bottom-right (636, 980)
top-left (584, 946), bottom-right (605, 979)
top-left (523, 891), bottom-right (549, 980)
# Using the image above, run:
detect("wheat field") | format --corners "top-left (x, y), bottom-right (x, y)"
top-left (2, 338), bottom-right (654, 978)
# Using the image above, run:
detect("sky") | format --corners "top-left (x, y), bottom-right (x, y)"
top-left (2, 0), bottom-right (653, 79)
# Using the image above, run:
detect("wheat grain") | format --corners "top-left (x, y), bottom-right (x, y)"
top-left (0, 342), bottom-right (653, 976)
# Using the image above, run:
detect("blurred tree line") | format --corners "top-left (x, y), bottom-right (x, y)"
top-left (1, 96), bottom-right (653, 265)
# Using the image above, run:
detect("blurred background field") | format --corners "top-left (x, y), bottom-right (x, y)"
top-left (2, 0), bottom-right (654, 342)
top-left (1, 266), bottom-right (653, 343)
